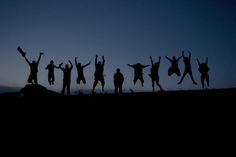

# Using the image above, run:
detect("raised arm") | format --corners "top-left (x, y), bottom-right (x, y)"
top-left (75, 57), bottom-right (78, 65)
top-left (188, 51), bottom-right (191, 59)
top-left (59, 63), bottom-right (64, 70)
top-left (102, 56), bottom-right (105, 66)
top-left (205, 57), bottom-right (208, 65)
top-left (177, 55), bottom-right (182, 61)
top-left (69, 60), bottom-right (73, 69)
top-left (95, 55), bottom-right (98, 65)
top-left (37, 52), bottom-right (44, 65)
top-left (23, 55), bottom-right (31, 65)
top-left (197, 58), bottom-right (200, 65)
top-left (157, 56), bottom-right (161, 65)
top-left (182, 51), bottom-right (185, 57)
top-left (83, 61), bottom-right (91, 68)
top-left (150, 56), bottom-right (154, 66)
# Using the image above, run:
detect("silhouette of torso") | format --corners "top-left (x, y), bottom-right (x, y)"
top-left (76, 65), bottom-right (84, 78)
top-left (63, 68), bottom-right (72, 81)
top-left (199, 63), bottom-right (209, 75)
top-left (150, 63), bottom-right (159, 78)
top-left (46, 64), bottom-right (55, 74)
top-left (114, 72), bottom-right (124, 85)
top-left (30, 63), bottom-right (38, 74)
top-left (184, 57), bottom-right (191, 71)
top-left (172, 60), bottom-right (178, 69)
top-left (134, 64), bottom-right (144, 77)
top-left (95, 64), bottom-right (104, 78)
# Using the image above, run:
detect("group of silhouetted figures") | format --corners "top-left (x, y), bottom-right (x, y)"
top-left (17, 46), bottom-right (210, 95)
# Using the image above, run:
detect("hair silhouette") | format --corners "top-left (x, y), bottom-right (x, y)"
top-left (92, 55), bottom-right (105, 93)
top-left (127, 62), bottom-right (149, 87)
top-left (113, 68), bottom-right (124, 94)
top-left (178, 51), bottom-right (197, 85)
top-left (165, 55), bottom-right (182, 77)
top-left (197, 57), bottom-right (210, 89)
top-left (59, 60), bottom-right (73, 95)
top-left (17, 46), bottom-right (43, 84)
top-left (75, 57), bottom-right (90, 86)
top-left (45, 60), bottom-right (60, 85)
top-left (149, 56), bottom-right (163, 92)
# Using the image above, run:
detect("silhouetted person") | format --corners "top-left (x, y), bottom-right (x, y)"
top-left (17, 46), bottom-right (43, 84)
top-left (75, 57), bottom-right (90, 85)
top-left (197, 57), bottom-right (210, 89)
top-left (113, 68), bottom-right (124, 94)
top-left (165, 55), bottom-right (182, 76)
top-left (149, 56), bottom-right (163, 92)
top-left (178, 51), bottom-right (197, 85)
top-left (59, 60), bottom-right (73, 95)
top-left (45, 60), bottom-right (60, 85)
top-left (127, 62), bottom-right (149, 87)
top-left (92, 55), bottom-right (105, 93)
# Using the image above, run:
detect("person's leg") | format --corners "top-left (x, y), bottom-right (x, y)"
top-left (178, 71), bottom-right (187, 84)
top-left (28, 75), bottom-right (33, 84)
top-left (67, 81), bottom-right (71, 95)
top-left (61, 81), bottom-right (66, 95)
top-left (119, 85), bottom-right (123, 94)
top-left (206, 74), bottom-right (209, 87)
top-left (92, 79), bottom-right (98, 93)
top-left (168, 67), bottom-right (173, 76)
top-left (52, 74), bottom-right (55, 85)
top-left (156, 78), bottom-right (163, 91)
top-left (114, 84), bottom-right (118, 94)
top-left (82, 77), bottom-right (86, 84)
top-left (101, 78), bottom-right (105, 91)
top-left (201, 75), bottom-right (204, 88)
top-left (140, 76), bottom-right (144, 87)
top-left (176, 68), bottom-right (181, 76)
top-left (189, 71), bottom-right (197, 85)
top-left (48, 74), bottom-right (51, 85)
top-left (152, 79), bottom-right (155, 92)
top-left (133, 76), bottom-right (138, 85)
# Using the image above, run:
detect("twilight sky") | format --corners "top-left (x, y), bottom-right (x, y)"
top-left (0, 0), bottom-right (236, 93)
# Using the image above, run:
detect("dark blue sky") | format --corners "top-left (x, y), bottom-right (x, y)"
top-left (0, 0), bottom-right (236, 93)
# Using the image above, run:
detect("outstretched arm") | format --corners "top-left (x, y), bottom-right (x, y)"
top-left (150, 56), bottom-right (154, 66)
top-left (69, 60), bottom-right (73, 69)
top-left (102, 56), bottom-right (105, 66)
top-left (165, 56), bottom-right (171, 62)
top-left (127, 64), bottom-right (134, 68)
top-left (37, 52), bottom-right (44, 65)
top-left (143, 65), bottom-right (150, 68)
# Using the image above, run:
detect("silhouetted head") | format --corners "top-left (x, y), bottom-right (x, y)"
top-left (98, 61), bottom-right (102, 65)
top-left (116, 68), bottom-right (120, 73)
top-left (173, 56), bottom-right (176, 60)
top-left (32, 60), bottom-right (36, 64)
top-left (65, 64), bottom-right (69, 69)
top-left (137, 63), bottom-right (141, 66)
top-left (77, 63), bottom-right (81, 67)
top-left (50, 60), bottom-right (54, 64)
